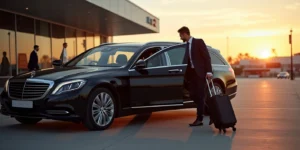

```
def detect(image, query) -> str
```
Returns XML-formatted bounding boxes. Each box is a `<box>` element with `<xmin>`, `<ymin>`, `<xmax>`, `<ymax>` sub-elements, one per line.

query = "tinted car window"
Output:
<box><xmin>210</xmin><ymin>52</ymin><xmax>225</xmax><ymax>65</ymax></box>
<box><xmin>165</xmin><ymin>46</ymin><xmax>186</xmax><ymax>65</ymax></box>
<box><xmin>66</xmin><ymin>45</ymin><xmax>138</xmax><ymax>67</ymax></box>
<box><xmin>146</xmin><ymin>53</ymin><xmax>167</xmax><ymax>68</ymax></box>
<box><xmin>138</xmin><ymin>47</ymin><xmax>162</xmax><ymax>60</ymax></box>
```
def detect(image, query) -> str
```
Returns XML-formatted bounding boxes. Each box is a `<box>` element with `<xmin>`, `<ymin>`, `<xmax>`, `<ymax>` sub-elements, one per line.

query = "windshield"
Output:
<box><xmin>66</xmin><ymin>45</ymin><xmax>139</xmax><ymax>67</ymax></box>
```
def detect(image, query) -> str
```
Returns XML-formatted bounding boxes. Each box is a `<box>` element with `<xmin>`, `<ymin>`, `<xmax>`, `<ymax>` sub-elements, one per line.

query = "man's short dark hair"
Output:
<box><xmin>34</xmin><ymin>45</ymin><xmax>39</xmax><ymax>49</ymax></box>
<box><xmin>63</xmin><ymin>42</ymin><xmax>67</xmax><ymax>45</ymax></box>
<box><xmin>3</xmin><ymin>52</ymin><xmax>6</xmax><ymax>56</ymax></box>
<box><xmin>178</xmin><ymin>26</ymin><xmax>190</xmax><ymax>35</ymax></box>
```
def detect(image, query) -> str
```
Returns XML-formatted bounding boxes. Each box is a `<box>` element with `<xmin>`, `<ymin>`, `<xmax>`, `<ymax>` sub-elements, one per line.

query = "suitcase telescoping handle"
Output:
<box><xmin>206</xmin><ymin>78</ymin><xmax>217</xmax><ymax>97</ymax></box>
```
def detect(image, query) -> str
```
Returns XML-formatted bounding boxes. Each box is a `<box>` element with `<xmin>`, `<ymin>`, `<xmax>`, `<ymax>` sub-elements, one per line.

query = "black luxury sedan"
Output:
<box><xmin>0</xmin><ymin>42</ymin><xmax>237</xmax><ymax>130</ymax></box>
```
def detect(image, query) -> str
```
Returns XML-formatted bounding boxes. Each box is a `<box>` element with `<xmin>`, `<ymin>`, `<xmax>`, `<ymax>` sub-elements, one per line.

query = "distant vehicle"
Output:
<box><xmin>277</xmin><ymin>72</ymin><xmax>290</xmax><ymax>79</ymax></box>
<box><xmin>0</xmin><ymin>42</ymin><xmax>237</xmax><ymax>131</ymax></box>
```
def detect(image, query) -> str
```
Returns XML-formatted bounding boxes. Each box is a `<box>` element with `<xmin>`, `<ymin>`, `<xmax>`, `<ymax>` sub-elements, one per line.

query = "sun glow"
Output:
<box><xmin>260</xmin><ymin>50</ymin><xmax>271</xmax><ymax>59</ymax></box>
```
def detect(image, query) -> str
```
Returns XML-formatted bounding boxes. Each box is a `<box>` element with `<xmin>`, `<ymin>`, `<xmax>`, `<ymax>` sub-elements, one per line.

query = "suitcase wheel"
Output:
<box><xmin>223</xmin><ymin>128</ymin><xmax>226</xmax><ymax>133</ymax></box>
<box><xmin>232</xmin><ymin>127</ymin><xmax>237</xmax><ymax>132</ymax></box>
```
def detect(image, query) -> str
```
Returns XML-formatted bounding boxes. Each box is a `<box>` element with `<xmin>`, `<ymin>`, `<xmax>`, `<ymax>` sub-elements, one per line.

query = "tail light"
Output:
<box><xmin>229</xmin><ymin>67</ymin><xmax>235</xmax><ymax>76</ymax></box>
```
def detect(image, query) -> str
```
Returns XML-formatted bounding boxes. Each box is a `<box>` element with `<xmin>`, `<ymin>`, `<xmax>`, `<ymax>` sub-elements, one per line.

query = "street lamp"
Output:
<box><xmin>290</xmin><ymin>29</ymin><xmax>294</xmax><ymax>80</ymax></box>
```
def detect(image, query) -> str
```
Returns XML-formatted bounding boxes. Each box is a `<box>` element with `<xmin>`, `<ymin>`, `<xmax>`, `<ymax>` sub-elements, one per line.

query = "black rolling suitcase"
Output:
<box><xmin>206</xmin><ymin>79</ymin><xmax>237</xmax><ymax>133</ymax></box>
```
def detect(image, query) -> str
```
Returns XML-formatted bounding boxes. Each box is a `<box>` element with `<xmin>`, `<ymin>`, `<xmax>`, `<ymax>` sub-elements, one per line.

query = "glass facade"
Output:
<box><xmin>94</xmin><ymin>34</ymin><xmax>100</xmax><ymax>47</ymax></box>
<box><xmin>35</xmin><ymin>20</ymin><xmax>51</xmax><ymax>69</ymax></box>
<box><xmin>0</xmin><ymin>11</ymin><xmax>16</xmax><ymax>76</ymax></box>
<box><xmin>76</xmin><ymin>30</ymin><xmax>86</xmax><ymax>55</ymax></box>
<box><xmin>86</xmin><ymin>32</ymin><xmax>94</xmax><ymax>50</ymax></box>
<box><xmin>51</xmin><ymin>24</ymin><xmax>65</xmax><ymax>61</ymax></box>
<box><xmin>16</xmin><ymin>15</ymin><xmax>35</xmax><ymax>73</ymax></box>
<box><xmin>0</xmin><ymin>10</ymin><xmax>108</xmax><ymax>76</ymax></box>
<box><xmin>101</xmin><ymin>36</ymin><xmax>108</xmax><ymax>43</ymax></box>
<box><xmin>65</xmin><ymin>27</ymin><xmax>77</xmax><ymax>60</ymax></box>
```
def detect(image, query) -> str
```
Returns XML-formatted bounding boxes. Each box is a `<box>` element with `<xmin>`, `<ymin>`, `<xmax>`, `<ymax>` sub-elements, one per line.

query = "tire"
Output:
<box><xmin>83</xmin><ymin>88</ymin><xmax>116</xmax><ymax>131</ymax></box>
<box><xmin>15</xmin><ymin>117</ymin><xmax>42</xmax><ymax>124</ymax></box>
<box><xmin>204</xmin><ymin>82</ymin><xmax>224</xmax><ymax>115</ymax></box>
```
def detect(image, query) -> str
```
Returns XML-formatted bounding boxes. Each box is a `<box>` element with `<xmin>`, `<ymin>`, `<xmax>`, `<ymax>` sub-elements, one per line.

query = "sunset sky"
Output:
<box><xmin>114</xmin><ymin>0</ymin><xmax>300</xmax><ymax>59</ymax></box>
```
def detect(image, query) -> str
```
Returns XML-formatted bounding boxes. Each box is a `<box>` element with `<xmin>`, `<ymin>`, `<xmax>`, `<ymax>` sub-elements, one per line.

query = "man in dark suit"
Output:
<box><xmin>178</xmin><ymin>26</ymin><xmax>213</xmax><ymax>126</ymax></box>
<box><xmin>28</xmin><ymin>45</ymin><xmax>40</xmax><ymax>71</ymax></box>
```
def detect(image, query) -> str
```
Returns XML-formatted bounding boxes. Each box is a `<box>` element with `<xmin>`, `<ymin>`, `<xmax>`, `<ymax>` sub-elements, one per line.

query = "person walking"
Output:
<box><xmin>28</xmin><ymin>45</ymin><xmax>40</xmax><ymax>71</ymax></box>
<box><xmin>60</xmin><ymin>42</ymin><xmax>68</xmax><ymax>64</ymax></box>
<box><xmin>0</xmin><ymin>51</ymin><xmax>10</xmax><ymax>76</ymax></box>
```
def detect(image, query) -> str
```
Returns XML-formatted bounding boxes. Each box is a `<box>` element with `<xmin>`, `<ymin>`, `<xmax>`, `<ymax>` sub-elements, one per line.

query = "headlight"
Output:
<box><xmin>52</xmin><ymin>79</ymin><xmax>86</xmax><ymax>95</ymax></box>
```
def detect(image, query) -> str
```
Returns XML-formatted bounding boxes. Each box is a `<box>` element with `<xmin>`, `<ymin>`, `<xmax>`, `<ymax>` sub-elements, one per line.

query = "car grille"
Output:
<box><xmin>8</xmin><ymin>79</ymin><xmax>52</xmax><ymax>100</ymax></box>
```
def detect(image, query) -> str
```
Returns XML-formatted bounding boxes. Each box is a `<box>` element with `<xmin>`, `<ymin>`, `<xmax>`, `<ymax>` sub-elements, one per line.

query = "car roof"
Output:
<box><xmin>100</xmin><ymin>42</ymin><xmax>145</xmax><ymax>47</ymax></box>
<box><xmin>100</xmin><ymin>42</ymin><xmax>220</xmax><ymax>53</ymax></box>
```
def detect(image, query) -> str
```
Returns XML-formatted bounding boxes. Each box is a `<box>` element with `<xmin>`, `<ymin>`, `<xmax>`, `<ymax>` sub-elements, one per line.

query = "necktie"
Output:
<box><xmin>183</xmin><ymin>42</ymin><xmax>190</xmax><ymax>64</ymax></box>
<box><xmin>186</xmin><ymin>42</ymin><xmax>193</xmax><ymax>68</ymax></box>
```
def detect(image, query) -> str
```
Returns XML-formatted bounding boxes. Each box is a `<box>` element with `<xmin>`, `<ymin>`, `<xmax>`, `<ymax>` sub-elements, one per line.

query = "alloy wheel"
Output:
<box><xmin>91</xmin><ymin>92</ymin><xmax>115</xmax><ymax>127</ymax></box>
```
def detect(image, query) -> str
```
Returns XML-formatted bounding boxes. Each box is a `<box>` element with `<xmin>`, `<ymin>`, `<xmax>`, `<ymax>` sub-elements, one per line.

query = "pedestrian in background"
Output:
<box><xmin>0</xmin><ymin>51</ymin><xmax>10</xmax><ymax>76</ymax></box>
<box><xmin>60</xmin><ymin>42</ymin><xmax>68</xmax><ymax>64</ymax></box>
<box><xmin>28</xmin><ymin>45</ymin><xmax>40</xmax><ymax>71</ymax></box>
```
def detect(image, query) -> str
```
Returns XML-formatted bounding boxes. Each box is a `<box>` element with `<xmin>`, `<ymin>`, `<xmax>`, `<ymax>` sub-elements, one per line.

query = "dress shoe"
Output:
<box><xmin>189</xmin><ymin>120</ymin><xmax>204</xmax><ymax>126</ymax></box>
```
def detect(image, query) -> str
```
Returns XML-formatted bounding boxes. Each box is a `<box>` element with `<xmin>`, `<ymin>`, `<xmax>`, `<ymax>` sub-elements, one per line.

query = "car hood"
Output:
<box><xmin>12</xmin><ymin>67</ymin><xmax>117</xmax><ymax>81</ymax></box>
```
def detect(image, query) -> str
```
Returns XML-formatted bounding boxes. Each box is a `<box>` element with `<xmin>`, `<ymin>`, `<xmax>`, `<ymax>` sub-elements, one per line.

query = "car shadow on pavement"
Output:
<box><xmin>1</xmin><ymin>113</ymin><xmax>152</xmax><ymax>134</ymax></box>
<box><xmin>2</xmin><ymin>121</ymin><xmax>88</xmax><ymax>133</ymax></box>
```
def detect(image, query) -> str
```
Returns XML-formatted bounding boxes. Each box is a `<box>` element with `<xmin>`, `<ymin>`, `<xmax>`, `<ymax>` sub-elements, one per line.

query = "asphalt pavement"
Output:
<box><xmin>1</xmin><ymin>78</ymin><xmax>300</xmax><ymax>150</ymax></box>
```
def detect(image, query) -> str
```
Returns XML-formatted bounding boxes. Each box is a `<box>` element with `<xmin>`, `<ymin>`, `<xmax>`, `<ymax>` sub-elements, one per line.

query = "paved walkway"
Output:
<box><xmin>1</xmin><ymin>79</ymin><xmax>300</xmax><ymax>150</ymax></box>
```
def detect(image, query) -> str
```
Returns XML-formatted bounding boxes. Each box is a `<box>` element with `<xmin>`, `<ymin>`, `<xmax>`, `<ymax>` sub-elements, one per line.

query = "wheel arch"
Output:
<box><xmin>212</xmin><ymin>78</ymin><xmax>226</xmax><ymax>94</ymax></box>
<box><xmin>89</xmin><ymin>82</ymin><xmax>121</xmax><ymax>117</ymax></box>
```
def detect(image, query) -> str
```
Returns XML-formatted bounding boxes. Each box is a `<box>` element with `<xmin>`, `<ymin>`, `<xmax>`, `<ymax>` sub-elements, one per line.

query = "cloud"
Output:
<box><xmin>285</xmin><ymin>2</ymin><xmax>300</xmax><ymax>10</ymax></box>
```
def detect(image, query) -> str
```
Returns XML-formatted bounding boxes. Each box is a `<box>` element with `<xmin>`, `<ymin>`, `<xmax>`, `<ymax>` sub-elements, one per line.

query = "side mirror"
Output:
<box><xmin>52</xmin><ymin>60</ymin><xmax>62</xmax><ymax>66</ymax></box>
<box><xmin>135</xmin><ymin>59</ymin><xmax>146</xmax><ymax>69</ymax></box>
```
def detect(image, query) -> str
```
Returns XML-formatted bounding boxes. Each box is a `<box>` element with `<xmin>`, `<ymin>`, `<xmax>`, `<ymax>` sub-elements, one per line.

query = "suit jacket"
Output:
<box><xmin>28</xmin><ymin>50</ymin><xmax>39</xmax><ymax>71</ymax></box>
<box><xmin>183</xmin><ymin>38</ymin><xmax>212</xmax><ymax>78</ymax></box>
<box><xmin>182</xmin><ymin>38</ymin><xmax>212</xmax><ymax>100</ymax></box>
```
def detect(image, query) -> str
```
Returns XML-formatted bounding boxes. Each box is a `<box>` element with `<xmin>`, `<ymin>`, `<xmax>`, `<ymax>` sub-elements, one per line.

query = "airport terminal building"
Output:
<box><xmin>0</xmin><ymin>0</ymin><xmax>159</xmax><ymax>78</ymax></box>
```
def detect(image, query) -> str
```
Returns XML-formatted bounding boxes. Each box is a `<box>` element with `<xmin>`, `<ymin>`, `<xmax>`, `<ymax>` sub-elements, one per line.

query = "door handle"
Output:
<box><xmin>168</xmin><ymin>69</ymin><xmax>183</xmax><ymax>73</ymax></box>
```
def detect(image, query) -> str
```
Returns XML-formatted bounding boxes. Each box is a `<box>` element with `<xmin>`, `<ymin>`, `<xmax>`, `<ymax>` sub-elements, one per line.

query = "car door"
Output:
<box><xmin>129</xmin><ymin>45</ymin><xmax>186</xmax><ymax>107</ymax></box>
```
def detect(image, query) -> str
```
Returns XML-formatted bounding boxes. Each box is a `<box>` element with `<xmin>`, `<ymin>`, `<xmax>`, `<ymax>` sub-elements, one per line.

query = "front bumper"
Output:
<box><xmin>0</xmin><ymin>90</ymin><xmax>87</xmax><ymax>122</ymax></box>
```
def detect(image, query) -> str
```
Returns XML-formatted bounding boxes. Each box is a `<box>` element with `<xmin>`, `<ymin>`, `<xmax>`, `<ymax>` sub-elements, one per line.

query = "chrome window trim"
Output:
<box><xmin>128</xmin><ymin>64</ymin><xmax>187</xmax><ymax>72</ymax></box>
<box><xmin>129</xmin><ymin>45</ymin><xmax>187</xmax><ymax>71</ymax></box>
<box><xmin>131</xmin><ymin>103</ymin><xmax>183</xmax><ymax>109</ymax></box>
<box><xmin>183</xmin><ymin>100</ymin><xmax>194</xmax><ymax>104</ymax></box>
<box><xmin>8</xmin><ymin>79</ymin><xmax>55</xmax><ymax>101</ymax></box>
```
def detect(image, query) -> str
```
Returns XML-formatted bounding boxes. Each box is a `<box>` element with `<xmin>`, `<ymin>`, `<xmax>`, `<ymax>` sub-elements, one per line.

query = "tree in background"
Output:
<box><xmin>229</xmin><ymin>52</ymin><xmax>258</xmax><ymax>65</ymax></box>
<box><xmin>227</xmin><ymin>56</ymin><xmax>233</xmax><ymax>64</ymax></box>
<box><xmin>244</xmin><ymin>53</ymin><xmax>250</xmax><ymax>59</ymax></box>
<box><xmin>238</xmin><ymin>53</ymin><xmax>244</xmax><ymax>60</ymax></box>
